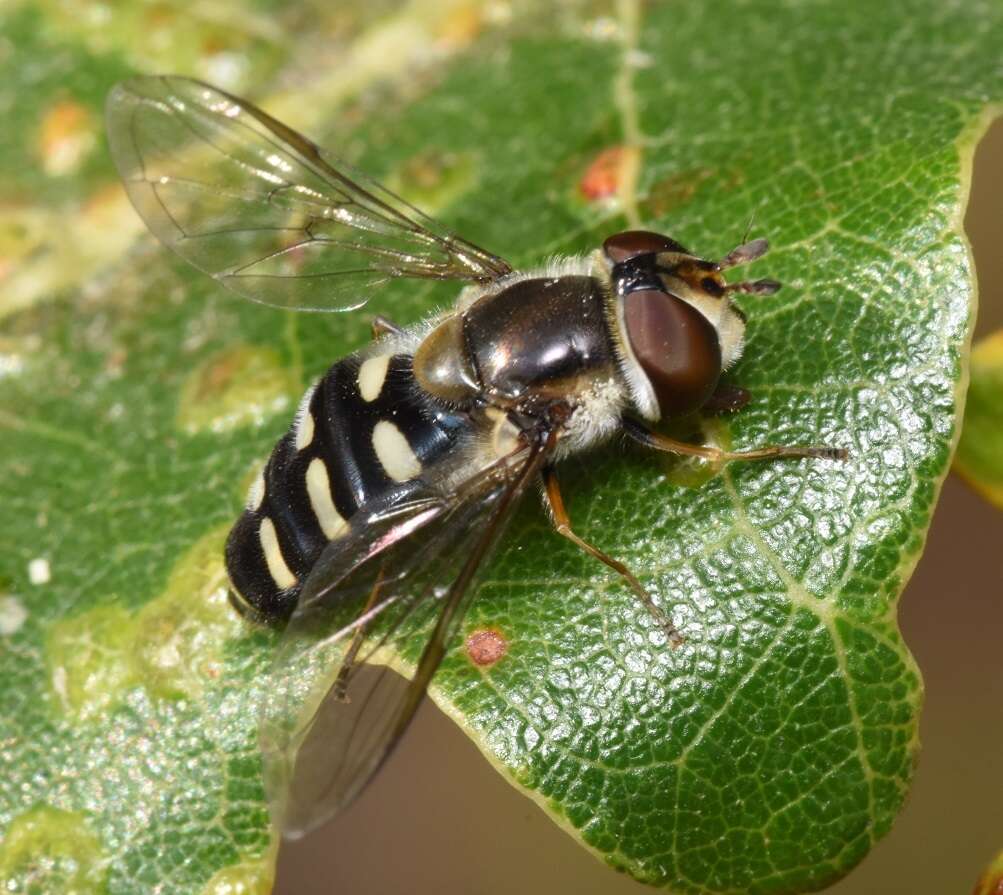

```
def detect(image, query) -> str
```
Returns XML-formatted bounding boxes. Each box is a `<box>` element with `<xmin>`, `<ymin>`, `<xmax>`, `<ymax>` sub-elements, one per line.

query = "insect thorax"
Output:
<box><xmin>415</xmin><ymin>265</ymin><xmax>627</xmax><ymax>424</ymax></box>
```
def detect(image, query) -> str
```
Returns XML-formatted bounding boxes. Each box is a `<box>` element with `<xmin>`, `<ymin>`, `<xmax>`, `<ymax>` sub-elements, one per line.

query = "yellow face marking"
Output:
<box><xmin>372</xmin><ymin>419</ymin><xmax>421</xmax><ymax>482</ymax></box>
<box><xmin>305</xmin><ymin>457</ymin><xmax>348</xmax><ymax>540</ymax></box>
<box><xmin>258</xmin><ymin>517</ymin><xmax>296</xmax><ymax>590</ymax></box>
<box><xmin>358</xmin><ymin>354</ymin><xmax>391</xmax><ymax>402</ymax></box>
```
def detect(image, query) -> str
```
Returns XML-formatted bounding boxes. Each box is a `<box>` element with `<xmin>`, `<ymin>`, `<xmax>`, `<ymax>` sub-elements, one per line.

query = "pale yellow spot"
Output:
<box><xmin>46</xmin><ymin>605</ymin><xmax>137</xmax><ymax>720</ymax></box>
<box><xmin>246</xmin><ymin>467</ymin><xmax>265</xmax><ymax>511</ymax></box>
<box><xmin>293</xmin><ymin>385</ymin><xmax>316</xmax><ymax>450</ymax></box>
<box><xmin>372</xmin><ymin>420</ymin><xmax>421</xmax><ymax>482</ymax></box>
<box><xmin>358</xmin><ymin>354</ymin><xmax>391</xmax><ymax>402</ymax></box>
<box><xmin>259</xmin><ymin>517</ymin><xmax>297</xmax><ymax>590</ymax></box>
<box><xmin>306</xmin><ymin>457</ymin><xmax>348</xmax><ymax>540</ymax></box>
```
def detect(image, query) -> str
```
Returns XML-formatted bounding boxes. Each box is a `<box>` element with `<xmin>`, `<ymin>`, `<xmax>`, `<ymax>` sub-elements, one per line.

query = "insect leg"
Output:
<box><xmin>371</xmin><ymin>315</ymin><xmax>403</xmax><ymax>339</ymax></box>
<box><xmin>332</xmin><ymin>565</ymin><xmax>387</xmax><ymax>702</ymax></box>
<box><xmin>542</xmin><ymin>465</ymin><xmax>683</xmax><ymax>646</ymax></box>
<box><xmin>622</xmin><ymin>417</ymin><xmax>848</xmax><ymax>462</ymax></box>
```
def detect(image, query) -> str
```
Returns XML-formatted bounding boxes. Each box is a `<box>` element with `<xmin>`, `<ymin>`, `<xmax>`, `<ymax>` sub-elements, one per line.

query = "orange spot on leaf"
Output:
<box><xmin>465</xmin><ymin>628</ymin><xmax>508</xmax><ymax>667</ymax></box>
<box><xmin>579</xmin><ymin>146</ymin><xmax>625</xmax><ymax>200</ymax></box>
<box><xmin>39</xmin><ymin>100</ymin><xmax>94</xmax><ymax>176</ymax></box>
<box><xmin>579</xmin><ymin>145</ymin><xmax>636</xmax><ymax>202</ymax></box>
<box><xmin>437</xmin><ymin>4</ymin><xmax>484</xmax><ymax>49</ymax></box>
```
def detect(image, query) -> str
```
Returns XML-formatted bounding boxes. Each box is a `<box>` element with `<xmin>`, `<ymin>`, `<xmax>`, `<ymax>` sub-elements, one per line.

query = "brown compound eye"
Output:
<box><xmin>603</xmin><ymin>230</ymin><xmax>689</xmax><ymax>264</ymax></box>
<box><xmin>623</xmin><ymin>289</ymin><xmax>722</xmax><ymax>417</ymax></box>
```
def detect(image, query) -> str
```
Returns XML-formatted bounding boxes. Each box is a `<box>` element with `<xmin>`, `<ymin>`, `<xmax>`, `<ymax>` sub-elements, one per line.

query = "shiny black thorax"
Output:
<box><xmin>413</xmin><ymin>272</ymin><xmax>619</xmax><ymax>413</ymax></box>
<box><xmin>463</xmin><ymin>275</ymin><xmax>614</xmax><ymax>403</ymax></box>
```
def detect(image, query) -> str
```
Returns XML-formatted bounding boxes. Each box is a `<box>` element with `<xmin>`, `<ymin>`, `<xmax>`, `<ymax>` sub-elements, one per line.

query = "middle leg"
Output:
<box><xmin>542</xmin><ymin>465</ymin><xmax>683</xmax><ymax>646</ymax></box>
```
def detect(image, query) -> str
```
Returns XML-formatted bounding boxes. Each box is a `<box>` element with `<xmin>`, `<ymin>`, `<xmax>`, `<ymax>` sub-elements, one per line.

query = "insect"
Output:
<box><xmin>106</xmin><ymin>75</ymin><xmax>845</xmax><ymax>838</ymax></box>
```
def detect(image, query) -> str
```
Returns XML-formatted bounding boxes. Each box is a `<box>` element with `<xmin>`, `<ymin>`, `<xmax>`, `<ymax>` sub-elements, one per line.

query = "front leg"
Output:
<box><xmin>542</xmin><ymin>465</ymin><xmax>683</xmax><ymax>646</ymax></box>
<box><xmin>622</xmin><ymin>417</ymin><xmax>848</xmax><ymax>463</ymax></box>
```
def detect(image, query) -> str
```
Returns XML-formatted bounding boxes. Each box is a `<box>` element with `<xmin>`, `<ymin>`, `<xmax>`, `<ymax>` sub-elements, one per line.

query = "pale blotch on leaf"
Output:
<box><xmin>0</xmin><ymin>594</ymin><xmax>28</xmax><ymax>635</ymax></box>
<box><xmin>0</xmin><ymin>186</ymin><xmax>142</xmax><ymax>321</ymax></box>
<box><xmin>177</xmin><ymin>345</ymin><xmax>297</xmax><ymax>435</ymax></box>
<box><xmin>0</xmin><ymin>805</ymin><xmax>107</xmax><ymax>895</ymax></box>
<box><xmin>0</xmin><ymin>211</ymin><xmax>49</xmax><ymax>286</ymax></box>
<box><xmin>80</xmin><ymin>182</ymin><xmax>150</xmax><ymax>263</ymax></box>
<box><xmin>132</xmin><ymin>524</ymin><xmax>244</xmax><ymax>700</ymax></box>
<box><xmin>38</xmin><ymin>99</ymin><xmax>96</xmax><ymax>176</ymax></box>
<box><xmin>0</xmin><ymin>337</ymin><xmax>31</xmax><ymax>378</ymax></box>
<box><xmin>45</xmin><ymin>605</ymin><xmax>138</xmax><ymax>721</ymax></box>
<box><xmin>46</xmin><ymin>526</ymin><xmax>244</xmax><ymax>719</ymax></box>
<box><xmin>200</xmin><ymin>857</ymin><xmax>275</xmax><ymax>895</ymax></box>
<box><xmin>385</xmin><ymin>150</ymin><xmax>477</xmax><ymax>216</ymax></box>
<box><xmin>660</xmin><ymin>416</ymin><xmax>732</xmax><ymax>489</ymax></box>
<box><xmin>582</xmin><ymin>15</ymin><xmax>622</xmax><ymax>42</ymax></box>
<box><xmin>434</xmin><ymin>2</ymin><xmax>485</xmax><ymax>49</ymax></box>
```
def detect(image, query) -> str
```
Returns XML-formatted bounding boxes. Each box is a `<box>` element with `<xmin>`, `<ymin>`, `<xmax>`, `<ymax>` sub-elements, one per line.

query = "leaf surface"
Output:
<box><xmin>955</xmin><ymin>330</ymin><xmax>1003</xmax><ymax>509</ymax></box>
<box><xmin>1</xmin><ymin>1</ymin><xmax>1001</xmax><ymax>893</ymax></box>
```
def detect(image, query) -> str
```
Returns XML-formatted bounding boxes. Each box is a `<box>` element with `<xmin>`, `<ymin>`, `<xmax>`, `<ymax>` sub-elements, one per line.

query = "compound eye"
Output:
<box><xmin>623</xmin><ymin>289</ymin><xmax>722</xmax><ymax>417</ymax></box>
<box><xmin>603</xmin><ymin>230</ymin><xmax>690</xmax><ymax>264</ymax></box>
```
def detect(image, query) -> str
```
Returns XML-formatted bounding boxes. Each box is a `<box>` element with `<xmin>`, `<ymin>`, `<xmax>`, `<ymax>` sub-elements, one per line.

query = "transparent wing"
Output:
<box><xmin>105</xmin><ymin>75</ymin><xmax>513</xmax><ymax>312</ymax></box>
<box><xmin>261</xmin><ymin>438</ymin><xmax>550</xmax><ymax>838</ymax></box>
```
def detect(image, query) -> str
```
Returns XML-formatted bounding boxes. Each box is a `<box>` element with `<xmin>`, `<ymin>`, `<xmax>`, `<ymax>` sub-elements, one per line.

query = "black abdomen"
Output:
<box><xmin>226</xmin><ymin>351</ymin><xmax>467</xmax><ymax>623</ymax></box>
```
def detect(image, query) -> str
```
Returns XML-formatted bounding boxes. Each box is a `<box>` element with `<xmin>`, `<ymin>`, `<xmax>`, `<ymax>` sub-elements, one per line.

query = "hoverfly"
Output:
<box><xmin>106</xmin><ymin>76</ymin><xmax>845</xmax><ymax>838</ymax></box>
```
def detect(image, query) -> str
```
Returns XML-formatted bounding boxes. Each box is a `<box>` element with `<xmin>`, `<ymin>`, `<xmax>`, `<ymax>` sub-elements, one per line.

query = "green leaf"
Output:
<box><xmin>1</xmin><ymin>1</ymin><xmax>1000</xmax><ymax>892</ymax></box>
<box><xmin>955</xmin><ymin>330</ymin><xmax>1003</xmax><ymax>508</ymax></box>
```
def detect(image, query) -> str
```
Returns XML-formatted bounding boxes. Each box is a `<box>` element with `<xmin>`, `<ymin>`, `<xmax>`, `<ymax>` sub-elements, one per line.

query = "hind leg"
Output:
<box><xmin>371</xmin><ymin>315</ymin><xmax>403</xmax><ymax>339</ymax></box>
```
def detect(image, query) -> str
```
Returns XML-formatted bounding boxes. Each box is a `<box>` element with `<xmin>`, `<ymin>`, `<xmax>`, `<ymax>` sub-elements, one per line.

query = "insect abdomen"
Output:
<box><xmin>225</xmin><ymin>351</ymin><xmax>467</xmax><ymax>623</ymax></box>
